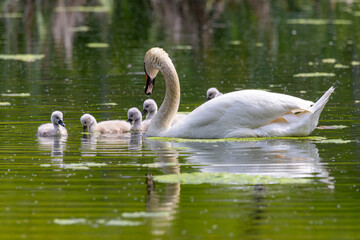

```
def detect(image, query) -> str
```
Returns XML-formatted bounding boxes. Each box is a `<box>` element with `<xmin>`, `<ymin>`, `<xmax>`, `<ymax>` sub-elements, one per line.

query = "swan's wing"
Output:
<box><xmin>37</xmin><ymin>123</ymin><xmax>54</xmax><ymax>136</ymax></box>
<box><xmin>167</xmin><ymin>90</ymin><xmax>314</xmax><ymax>138</ymax></box>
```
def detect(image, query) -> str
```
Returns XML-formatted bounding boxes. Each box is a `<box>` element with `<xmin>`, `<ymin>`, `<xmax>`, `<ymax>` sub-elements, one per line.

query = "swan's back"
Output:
<box><xmin>166</xmin><ymin>90</ymin><xmax>315</xmax><ymax>138</ymax></box>
<box><xmin>97</xmin><ymin>120</ymin><xmax>131</xmax><ymax>134</ymax></box>
<box><xmin>37</xmin><ymin>123</ymin><xmax>67</xmax><ymax>137</ymax></box>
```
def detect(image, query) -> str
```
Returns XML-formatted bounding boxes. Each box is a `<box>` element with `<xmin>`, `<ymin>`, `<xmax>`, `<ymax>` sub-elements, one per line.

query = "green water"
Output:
<box><xmin>0</xmin><ymin>1</ymin><xmax>359</xmax><ymax>239</ymax></box>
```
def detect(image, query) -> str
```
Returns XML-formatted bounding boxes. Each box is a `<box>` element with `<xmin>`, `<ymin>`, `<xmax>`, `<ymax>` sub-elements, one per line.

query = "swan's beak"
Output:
<box><xmin>145</xmin><ymin>72</ymin><xmax>155</xmax><ymax>95</ymax></box>
<box><xmin>58</xmin><ymin>120</ymin><xmax>65</xmax><ymax>127</ymax></box>
<box><xmin>82</xmin><ymin>126</ymin><xmax>87</xmax><ymax>132</ymax></box>
<box><xmin>141</xmin><ymin>109</ymin><xmax>147</xmax><ymax>115</ymax></box>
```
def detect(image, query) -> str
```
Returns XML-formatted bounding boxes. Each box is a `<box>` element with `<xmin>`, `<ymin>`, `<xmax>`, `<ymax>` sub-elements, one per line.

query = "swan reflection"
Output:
<box><xmin>171</xmin><ymin>139</ymin><xmax>332</xmax><ymax>184</ymax></box>
<box><xmin>144</xmin><ymin>141</ymin><xmax>181</xmax><ymax>237</ymax></box>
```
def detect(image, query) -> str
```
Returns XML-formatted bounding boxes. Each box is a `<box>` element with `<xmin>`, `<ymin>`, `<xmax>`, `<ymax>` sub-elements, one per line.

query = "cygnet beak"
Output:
<box><xmin>58</xmin><ymin>120</ymin><xmax>65</xmax><ymax>126</ymax></box>
<box><xmin>128</xmin><ymin>119</ymin><xmax>133</xmax><ymax>123</ymax></box>
<box><xmin>82</xmin><ymin>126</ymin><xmax>87</xmax><ymax>132</ymax></box>
<box><xmin>141</xmin><ymin>109</ymin><xmax>147</xmax><ymax>115</ymax></box>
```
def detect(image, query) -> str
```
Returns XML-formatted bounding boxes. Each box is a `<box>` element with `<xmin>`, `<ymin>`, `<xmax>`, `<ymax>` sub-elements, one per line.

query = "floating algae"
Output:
<box><xmin>322</xmin><ymin>58</ymin><xmax>336</xmax><ymax>64</ymax></box>
<box><xmin>316</xmin><ymin>125</ymin><xmax>347</xmax><ymax>130</ymax></box>
<box><xmin>313</xmin><ymin>139</ymin><xmax>352</xmax><ymax>144</ymax></box>
<box><xmin>1</xmin><ymin>93</ymin><xmax>30</xmax><ymax>97</ymax></box>
<box><xmin>54</xmin><ymin>218</ymin><xmax>87</xmax><ymax>225</ymax></box>
<box><xmin>293</xmin><ymin>72</ymin><xmax>335</xmax><ymax>78</ymax></box>
<box><xmin>334</xmin><ymin>64</ymin><xmax>350</xmax><ymax>69</ymax></box>
<box><xmin>122</xmin><ymin>211</ymin><xmax>171</xmax><ymax>218</ymax></box>
<box><xmin>351</xmin><ymin>61</ymin><xmax>360</xmax><ymax>66</ymax></box>
<box><xmin>86</xmin><ymin>43</ymin><xmax>109</xmax><ymax>48</ymax></box>
<box><xmin>0</xmin><ymin>13</ymin><xmax>22</xmax><ymax>18</ymax></box>
<box><xmin>154</xmin><ymin>172</ymin><xmax>309</xmax><ymax>185</ymax></box>
<box><xmin>0</xmin><ymin>102</ymin><xmax>10</xmax><ymax>106</ymax></box>
<box><xmin>0</xmin><ymin>54</ymin><xmax>44</xmax><ymax>62</ymax></box>
<box><xmin>286</xmin><ymin>19</ymin><xmax>352</xmax><ymax>25</ymax></box>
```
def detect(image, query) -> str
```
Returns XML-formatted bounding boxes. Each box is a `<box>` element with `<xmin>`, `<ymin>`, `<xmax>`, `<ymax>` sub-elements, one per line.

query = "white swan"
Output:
<box><xmin>80</xmin><ymin>113</ymin><xmax>131</xmax><ymax>134</ymax></box>
<box><xmin>206</xmin><ymin>87</ymin><xmax>223</xmax><ymax>101</ymax></box>
<box><xmin>142</xmin><ymin>98</ymin><xmax>186</xmax><ymax>125</ymax></box>
<box><xmin>128</xmin><ymin>107</ymin><xmax>151</xmax><ymax>131</ymax></box>
<box><xmin>143</xmin><ymin>47</ymin><xmax>334</xmax><ymax>138</ymax></box>
<box><xmin>37</xmin><ymin>111</ymin><xmax>67</xmax><ymax>137</ymax></box>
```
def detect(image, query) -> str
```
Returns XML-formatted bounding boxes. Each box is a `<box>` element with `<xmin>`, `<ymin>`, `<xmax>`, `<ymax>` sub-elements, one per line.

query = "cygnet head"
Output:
<box><xmin>80</xmin><ymin>114</ymin><xmax>96</xmax><ymax>132</ymax></box>
<box><xmin>206</xmin><ymin>87</ymin><xmax>221</xmax><ymax>101</ymax></box>
<box><xmin>127</xmin><ymin>107</ymin><xmax>142</xmax><ymax>123</ymax></box>
<box><xmin>144</xmin><ymin>48</ymin><xmax>168</xmax><ymax>95</ymax></box>
<box><xmin>51</xmin><ymin>111</ymin><xmax>65</xmax><ymax>126</ymax></box>
<box><xmin>142</xmin><ymin>99</ymin><xmax>157</xmax><ymax>116</ymax></box>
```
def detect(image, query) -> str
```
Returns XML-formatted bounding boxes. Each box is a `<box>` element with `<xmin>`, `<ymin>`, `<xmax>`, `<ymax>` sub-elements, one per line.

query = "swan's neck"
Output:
<box><xmin>149</xmin><ymin>60</ymin><xmax>180</xmax><ymax>135</ymax></box>
<box><xmin>146</xmin><ymin>110</ymin><xmax>156</xmax><ymax>120</ymax></box>
<box><xmin>53</xmin><ymin>123</ymin><xmax>60</xmax><ymax>133</ymax></box>
<box><xmin>89</xmin><ymin>118</ymin><xmax>98</xmax><ymax>132</ymax></box>
<box><xmin>131</xmin><ymin>118</ymin><xmax>142</xmax><ymax>131</ymax></box>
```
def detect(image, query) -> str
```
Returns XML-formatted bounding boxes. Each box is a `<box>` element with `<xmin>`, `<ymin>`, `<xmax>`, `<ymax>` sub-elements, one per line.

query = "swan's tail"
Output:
<box><xmin>308</xmin><ymin>86</ymin><xmax>335</xmax><ymax>114</ymax></box>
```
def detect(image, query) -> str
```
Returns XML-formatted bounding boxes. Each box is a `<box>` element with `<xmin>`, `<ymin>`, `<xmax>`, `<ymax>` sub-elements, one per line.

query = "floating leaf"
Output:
<box><xmin>55</xmin><ymin>6</ymin><xmax>110</xmax><ymax>13</ymax></box>
<box><xmin>154</xmin><ymin>172</ymin><xmax>309</xmax><ymax>185</ymax></box>
<box><xmin>86</xmin><ymin>43</ymin><xmax>109</xmax><ymax>48</ymax></box>
<box><xmin>122</xmin><ymin>211</ymin><xmax>171</xmax><ymax>218</ymax></box>
<box><xmin>70</xmin><ymin>26</ymin><xmax>90</xmax><ymax>32</ymax></box>
<box><xmin>0</xmin><ymin>102</ymin><xmax>10</xmax><ymax>106</ymax></box>
<box><xmin>334</xmin><ymin>64</ymin><xmax>349</xmax><ymax>69</ymax></box>
<box><xmin>141</xmin><ymin>162</ymin><xmax>179</xmax><ymax>168</ymax></box>
<box><xmin>313</xmin><ymin>139</ymin><xmax>352</xmax><ymax>144</ymax></box>
<box><xmin>316</xmin><ymin>125</ymin><xmax>347</xmax><ymax>130</ymax></box>
<box><xmin>54</xmin><ymin>218</ymin><xmax>87</xmax><ymax>225</ymax></box>
<box><xmin>0</xmin><ymin>13</ymin><xmax>22</xmax><ymax>18</ymax></box>
<box><xmin>1</xmin><ymin>93</ymin><xmax>30</xmax><ymax>97</ymax></box>
<box><xmin>322</xmin><ymin>58</ymin><xmax>336</xmax><ymax>64</ymax></box>
<box><xmin>286</xmin><ymin>19</ymin><xmax>352</xmax><ymax>25</ymax></box>
<box><xmin>173</xmin><ymin>45</ymin><xmax>192</xmax><ymax>50</ymax></box>
<box><xmin>94</xmin><ymin>102</ymin><xmax>117</xmax><ymax>106</ymax></box>
<box><xmin>0</xmin><ymin>54</ymin><xmax>44</xmax><ymax>62</ymax></box>
<box><xmin>293</xmin><ymin>72</ymin><xmax>335</xmax><ymax>78</ymax></box>
<box><xmin>229</xmin><ymin>40</ymin><xmax>241</xmax><ymax>45</ymax></box>
<box><xmin>147</xmin><ymin>136</ymin><xmax>326</xmax><ymax>143</ymax></box>
<box><xmin>104</xmin><ymin>219</ymin><xmax>143</xmax><ymax>226</ymax></box>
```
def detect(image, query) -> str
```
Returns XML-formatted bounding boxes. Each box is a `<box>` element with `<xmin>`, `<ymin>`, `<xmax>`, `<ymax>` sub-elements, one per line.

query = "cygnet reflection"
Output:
<box><xmin>80</xmin><ymin>132</ymin><xmax>143</xmax><ymax>157</ymax></box>
<box><xmin>37</xmin><ymin>135</ymin><xmax>67</xmax><ymax>167</ymax></box>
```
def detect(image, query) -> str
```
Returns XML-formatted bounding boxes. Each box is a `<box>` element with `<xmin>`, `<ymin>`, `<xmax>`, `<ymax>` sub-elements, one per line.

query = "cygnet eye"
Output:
<box><xmin>130</xmin><ymin>115</ymin><xmax>133</xmax><ymax>118</ymax></box>
<box><xmin>84</xmin><ymin>121</ymin><xmax>87</xmax><ymax>124</ymax></box>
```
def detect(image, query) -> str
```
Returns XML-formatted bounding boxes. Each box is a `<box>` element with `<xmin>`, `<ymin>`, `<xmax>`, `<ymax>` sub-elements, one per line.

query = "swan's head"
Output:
<box><xmin>51</xmin><ymin>111</ymin><xmax>65</xmax><ymax>126</ymax></box>
<box><xmin>80</xmin><ymin>114</ymin><xmax>96</xmax><ymax>132</ymax></box>
<box><xmin>142</xmin><ymin>99</ymin><xmax>157</xmax><ymax>115</ymax></box>
<box><xmin>206</xmin><ymin>87</ymin><xmax>221</xmax><ymax>101</ymax></box>
<box><xmin>144</xmin><ymin>48</ymin><xmax>168</xmax><ymax>95</ymax></box>
<box><xmin>127</xmin><ymin>107</ymin><xmax>142</xmax><ymax>123</ymax></box>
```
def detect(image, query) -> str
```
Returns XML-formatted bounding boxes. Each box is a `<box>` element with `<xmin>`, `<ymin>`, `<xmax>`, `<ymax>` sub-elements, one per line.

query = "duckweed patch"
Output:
<box><xmin>54</xmin><ymin>218</ymin><xmax>143</xmax><ymax>227</ymax></box>
<box><xmin>293</xmin><ymin>72</ymin><xmax>336</xmax><ymax>78</ymax></box>
<box><xmin>154</xmin><ymin>172</ymin><xmax>309</xmax><ymax>185</ymax></box>
<box><xmin>316</xmin><ymin>125</ymin><xmax>347</xmax><ymax>130</ymax></box>
<box><xmin>322</xmin><ymin>58</ymin><xmax>336</xmax><ymax>64</ymax></box>
<box><xmin>86</xmin><ymin>42</ymin><xmax>109</xmax><ymax>48</ymax></box>
<box><xmin>313</xmin><ymin>139</ymin><xmax>352</xmax><ymax>144</ymax></box>
<box><xmin>147</xmin><ymin>136</ymin><xmax>326</xmax><ymax>143</ymax></box>
<box><xmin>286</xmin><ymin>19</ymin><xmax>352</xmax><ymax>25</ymax></box>
<box><xmin>1</xmin><ymin>93</ymin><xmax>30</xmax><ymax>97</ymax></box>
<box><xmin>0</xmin><ymin>54</ymin><xmax>45</xmax><ymax>62</ymax></box>
<box><xmin>122</xmin><ymin>211</ymin><xmax>171</xmax><ymax>218</ymax></box>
